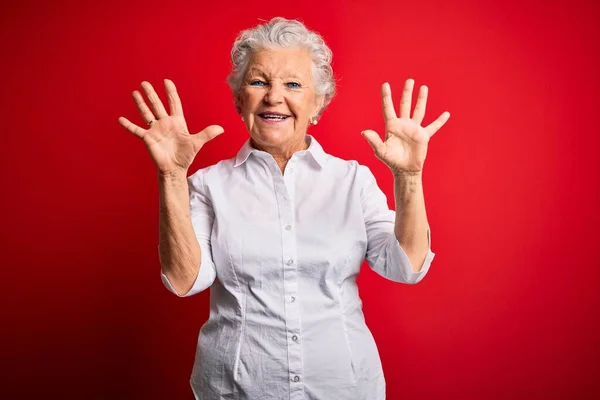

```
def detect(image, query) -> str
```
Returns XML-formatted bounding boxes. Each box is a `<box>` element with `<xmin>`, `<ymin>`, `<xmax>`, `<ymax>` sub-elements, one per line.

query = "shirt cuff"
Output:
<box><xmin>159</xmin><ymin>245</ymin><xmax>216</xmax><ymax>297</ymax></box>
<box><xmin>390</xmin><ymin>229</ymin><xmax>435</xmax><ymax>284</ymax></box>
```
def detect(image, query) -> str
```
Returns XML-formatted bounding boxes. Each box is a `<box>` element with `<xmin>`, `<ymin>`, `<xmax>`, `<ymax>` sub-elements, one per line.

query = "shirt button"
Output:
<box><xmin>290</xmin><ymin>296</ymin><xmax>296</xmax><ymax>303</ymax></box>
<box><xmin>293</xmin><ymin>376</ymin><xmax>300</xmax><ymax>382</ymax></box>
<box><xmin>285</xmin><ymin>225</ymin><xmax>292</xmax><ymax>231</ymax></box>
<box><xmin>287</xmin><ymin>259</ymin><xmax>294</xmax><ymax>266</ymax></box>
<box><xmin>292</xmin><ymin>335</ymin><xmax>298</xmax><ymax>342</ymax></box>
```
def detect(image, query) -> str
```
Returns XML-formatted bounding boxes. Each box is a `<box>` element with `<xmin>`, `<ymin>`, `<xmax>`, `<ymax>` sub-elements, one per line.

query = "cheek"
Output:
<box><xmin>239</xmin><ymin>89</ymin><xmax>261</xmax><ymax>111</ymax></box>
<box><xmin>290</xmin><ymin>95</ymin><xmax>315</xmax><ymax>117</ymax></box>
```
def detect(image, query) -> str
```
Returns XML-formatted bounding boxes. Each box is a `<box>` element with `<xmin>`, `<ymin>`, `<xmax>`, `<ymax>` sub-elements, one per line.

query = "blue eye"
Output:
<box><xmin>250</xmin><ymin>80</ymin><xmax>266</xmax><ymax>86</ymax></box>
<box><xmin>286</xmin><ymin>82</ymin><xmax>301</xmax><ymax>89</ymax></box>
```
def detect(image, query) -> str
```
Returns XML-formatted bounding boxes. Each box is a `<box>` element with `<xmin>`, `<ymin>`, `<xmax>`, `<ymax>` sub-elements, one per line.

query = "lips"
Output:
<box><xmin>257</xmin><ymin>111</ymin><xmax>291</xmax><ymax>125</ymax></box>
<box><xmin>258</xmin><ymin>112</ymin><xmax>291</xmax><ymax>121</ymax></box>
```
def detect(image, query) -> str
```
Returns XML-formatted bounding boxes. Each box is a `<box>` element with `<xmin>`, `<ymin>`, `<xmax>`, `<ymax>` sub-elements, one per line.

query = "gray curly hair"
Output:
<box><xmin>227</xmin><ymin>17</ymin><xmax>336</xmax><ymax>114</ymax></box>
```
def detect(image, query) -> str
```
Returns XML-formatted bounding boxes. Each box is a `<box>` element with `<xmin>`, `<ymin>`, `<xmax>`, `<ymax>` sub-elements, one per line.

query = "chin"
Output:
<box><xmin>251</xmin><ymin>129</ymin><xmax>296</xmax><ymax>146</ymax></box>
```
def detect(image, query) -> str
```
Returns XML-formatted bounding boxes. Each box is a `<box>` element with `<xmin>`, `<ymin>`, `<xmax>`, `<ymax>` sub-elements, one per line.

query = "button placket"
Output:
<box><xmin>273</xmin><ymin>159</ymin><xmax>303</xmax><ymax>398</ymax></box>
<box><xmin>284</xmin><ymin>160</ymin><xmax>296</xmax><ymax>200</ymax></box>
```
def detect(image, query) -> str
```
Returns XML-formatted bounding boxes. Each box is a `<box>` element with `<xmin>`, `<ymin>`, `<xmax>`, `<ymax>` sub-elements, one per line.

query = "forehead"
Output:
<box><xmin>246</xmin><ymin>47</ymin><xmax>313</xmax><ymax>79</ymax></box>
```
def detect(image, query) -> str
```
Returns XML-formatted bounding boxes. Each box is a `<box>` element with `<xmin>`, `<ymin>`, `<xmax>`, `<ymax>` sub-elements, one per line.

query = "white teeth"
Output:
<box><xmin>262</xmin><ymin>114</ymin><xmax>287</xmax><ymax>120</ymax></box>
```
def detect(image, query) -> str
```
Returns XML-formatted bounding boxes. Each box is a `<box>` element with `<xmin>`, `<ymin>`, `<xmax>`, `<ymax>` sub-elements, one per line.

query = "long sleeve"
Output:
<box><xmin>360</xmin><ymin>166</ymin><xmax>435</xmax><ymax>284</ymax></box>
<box><xmin>161</xmin><ymin>170</ymin><xmax>217</xmax><ymax>296</ymax></box>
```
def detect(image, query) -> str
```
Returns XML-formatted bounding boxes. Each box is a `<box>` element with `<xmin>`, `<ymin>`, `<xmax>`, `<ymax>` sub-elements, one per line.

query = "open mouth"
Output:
<box><xmin>258</xmin><ymin>113</ymin><xmax>291</xmax><ymax>122</ymax></box>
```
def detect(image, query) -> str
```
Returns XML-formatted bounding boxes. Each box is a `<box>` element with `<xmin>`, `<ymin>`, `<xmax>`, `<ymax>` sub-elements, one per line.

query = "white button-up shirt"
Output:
<box><xmin>161</xmin><ymin>135</ymin><xmax>435</xmax><ymax>399</ymax></box>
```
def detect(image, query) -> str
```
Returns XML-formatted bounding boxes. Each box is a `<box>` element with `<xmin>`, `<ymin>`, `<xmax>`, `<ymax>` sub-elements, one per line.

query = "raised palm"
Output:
<box><xmin>362</xmin><ymin>79</ymin><xmax>450</xmax><ymax>174</ymax></box>
<box><xmin>118</xmin><ymin>79</ymin><xmax>223</xmax><ymax>174</ymax></box>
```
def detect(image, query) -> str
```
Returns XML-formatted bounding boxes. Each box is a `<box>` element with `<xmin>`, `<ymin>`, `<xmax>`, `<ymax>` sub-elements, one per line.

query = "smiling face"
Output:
<box><xmin>238</xmin><ymin>47</ymin><xmax>324</xmax><ymax>153</ymax></box>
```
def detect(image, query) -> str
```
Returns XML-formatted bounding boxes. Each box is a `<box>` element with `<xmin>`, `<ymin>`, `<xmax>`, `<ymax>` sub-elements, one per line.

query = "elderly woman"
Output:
<box><xmin>118</xmin><ymin>17</ymin><xmax>449</xmax><ymax>400</ymax></box>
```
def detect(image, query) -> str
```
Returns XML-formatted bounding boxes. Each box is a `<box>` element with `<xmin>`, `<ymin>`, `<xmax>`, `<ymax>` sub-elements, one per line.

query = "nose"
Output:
<box><xmin>264</xmin><ymin>82</ymin><xmax>284</xmax><ymax>105</ymax></box>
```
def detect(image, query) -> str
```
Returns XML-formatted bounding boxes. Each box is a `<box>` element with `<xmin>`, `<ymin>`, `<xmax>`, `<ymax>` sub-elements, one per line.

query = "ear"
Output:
<box><xmin>235</xmin><ymin>93</ymin><xmax>243</xmax><ymax>115</ymax></box>
<box><xmin>314</xmin><ymin>95</ymin><xmax>325</xmax><ymax>118</ymax></box>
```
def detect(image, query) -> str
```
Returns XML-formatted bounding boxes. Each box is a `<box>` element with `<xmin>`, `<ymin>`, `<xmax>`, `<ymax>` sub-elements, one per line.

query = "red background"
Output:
<box><xmin>1</xmin><ymin>0</ymin><xmax>599</xmax><ymax>398</ymax></box>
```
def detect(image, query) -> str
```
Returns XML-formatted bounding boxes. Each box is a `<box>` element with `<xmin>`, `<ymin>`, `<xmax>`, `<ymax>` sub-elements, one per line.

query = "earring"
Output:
<box><xmin>311</xmin><ymin>117</ymin><xmax>318</xmax><ymax>125</ymax></box>
<box><xmin>241</xmin><ymin>116</ymin><xmax>245</xmax><ymax>121</ymax></box>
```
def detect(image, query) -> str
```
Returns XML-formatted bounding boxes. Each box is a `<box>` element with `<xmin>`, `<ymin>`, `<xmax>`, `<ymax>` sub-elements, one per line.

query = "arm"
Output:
<box><xmin>159</xmin><ymin>170</ymin><xmax>217</xmax><ymax>297</ymax></box>
<box><xmin>362</xmin><ymin>166</ymin><xmax>433</xmax><ymax>284</ymax></box>
<box><xmin>117</xmin><ymin>79</ymin><xmax>222</xmax><ymax>297</ymax></box>
<box><xmin>158</xmin><ymin>171</ymin><xmax>201</xmax><ymax>295</ymax></box>
<box><xmin>393</xmin><ymin>171</ymin><xmax>430</xmax><ymax>272</ymax></box>
<box><xmin>362</xmin><ymin>78</ymin><xmax>449</xmax><ymax>276</ymax></box>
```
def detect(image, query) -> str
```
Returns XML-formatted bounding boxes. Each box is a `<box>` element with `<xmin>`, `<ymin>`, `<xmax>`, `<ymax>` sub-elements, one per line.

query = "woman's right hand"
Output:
<box><xmin>118</xmin><ymin>79</ymin><xmax>224</xmax><ymax>175</ymax></box>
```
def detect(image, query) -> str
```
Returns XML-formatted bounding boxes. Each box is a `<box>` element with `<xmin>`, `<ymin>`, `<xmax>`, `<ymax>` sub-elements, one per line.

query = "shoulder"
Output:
<box><xmin>322</xmin><ymin>153</ymin><xmax>376</xmax><ymax>184</ymax></box>
<box><xmin>187</xmin><ymin>157</ymin><xmax>236</xmax><ymax>192</ymax></box>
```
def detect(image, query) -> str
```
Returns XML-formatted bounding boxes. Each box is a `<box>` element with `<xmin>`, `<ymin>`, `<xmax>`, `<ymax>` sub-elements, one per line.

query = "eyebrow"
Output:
<box><xmin>246</xmin><ymin>67</ymin><xmax>305</xmax><ymax>80</ymax></box>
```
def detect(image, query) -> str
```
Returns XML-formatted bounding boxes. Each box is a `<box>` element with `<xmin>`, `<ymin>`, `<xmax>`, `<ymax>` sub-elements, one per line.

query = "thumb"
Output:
<box><xmin>361</xmin><ymin>130</ymin><xmax>384</xmax><ymax>156</ymax></box>
<box><xmin>192</xmin><ymin>125</ymin><xmax>225</xmax><ymax>148</ymax></box>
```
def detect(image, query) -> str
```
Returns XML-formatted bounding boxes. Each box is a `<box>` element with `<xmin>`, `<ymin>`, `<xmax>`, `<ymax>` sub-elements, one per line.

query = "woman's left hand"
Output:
<box><xmin>362</xmin><ymin>79</ymin><xmax>450</xmax><ymax>175</ymax></box>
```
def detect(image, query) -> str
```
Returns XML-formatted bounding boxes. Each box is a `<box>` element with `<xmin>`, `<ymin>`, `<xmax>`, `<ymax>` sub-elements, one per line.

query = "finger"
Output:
<box><xmin>361</xmin><ymin>129</ymin><xmax>385</xmax><ymax>156</ymax></box>
<box><xmin>399</xmin><ymin>78</ymin><xmax>414</xmax><ymax>119</ymax></box>
<box><xmin>192</xmin><ymin>125</ymin><xmax>225</xmax><ymax>149</ymax></box>
<box><xmin>412</xmin><ymin>85</ymin><xmax>428</xmax><ymax>124</ymax></box>
<box><xmin>141</xmin><ymin>81</ymin><xmax>169</xmax><ymax>119</ymax></box>
<box><xmin>164</xmin><ymin>79</ymin><xmax>184</xmax><ymax>116</ymax></box>
<box><xmin>425</xmin><ymin>111</ymin><xmax>450</xmax><ymax>138</ymax></box>
<box><xmin>381</xmin><ymin>83</ymin><xmax>397</xmax><ymax>122</ymax></box>
<box><xmin>132</xmin><ymin>90</ymin><xmax>156</xmax><ymax>125</ymax></box>
<box><xmin>118</xmin><ymin>116</ymin><xmax>146</xmax><ymax>138</ymax></box>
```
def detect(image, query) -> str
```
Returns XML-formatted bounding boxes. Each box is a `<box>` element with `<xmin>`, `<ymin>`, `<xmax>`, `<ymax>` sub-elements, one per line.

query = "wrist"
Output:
<box><xmin>391</xmin><ymin>168</ymin><xmax>423</xmax><ymax>180</ymax></box>
<box><xmin>158</xmin><ymin>169</ymin><xmax>188</xmax><ymax>183</ymax></box>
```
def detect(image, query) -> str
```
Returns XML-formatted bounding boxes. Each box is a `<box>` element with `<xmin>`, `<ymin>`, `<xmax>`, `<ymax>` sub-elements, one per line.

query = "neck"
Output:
<box><xmin>251</xmin><ymin>135</ymin><xmax>310</xmax><ymax>172</ymax></box>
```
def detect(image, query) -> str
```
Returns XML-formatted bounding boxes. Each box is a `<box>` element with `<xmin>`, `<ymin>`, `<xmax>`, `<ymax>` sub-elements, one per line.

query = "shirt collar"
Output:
<box><xmin>234</xmin><ymin>134</ymin><xmax>327</xmax><ymax>169</ymax></box>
